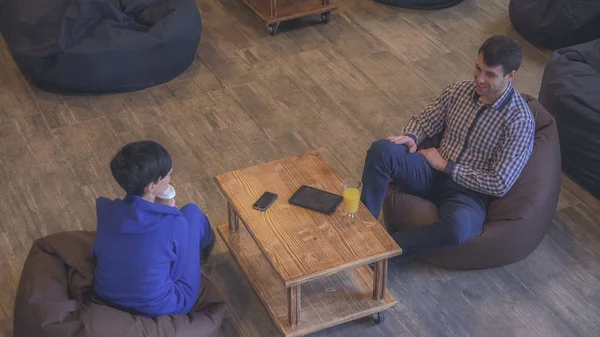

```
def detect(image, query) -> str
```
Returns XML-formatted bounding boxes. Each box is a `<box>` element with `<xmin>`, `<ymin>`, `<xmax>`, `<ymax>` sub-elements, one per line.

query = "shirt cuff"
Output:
<box><xmin>443</xmin><ymin>162</ymin><xmax>455</xmax><ymax>176</ymax></box>
<box><xmin>405</xmin><ymin>133</ymin><xmax>419</xmax><ymax>145</ymax></box>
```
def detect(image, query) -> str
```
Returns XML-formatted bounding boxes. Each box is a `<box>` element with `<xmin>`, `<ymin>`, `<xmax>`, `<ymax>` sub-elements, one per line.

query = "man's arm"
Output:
<box><xmin>444</xmin><ymin>117</ymin><xmax>535</xmax><ymax>196</ymax></box>
<box><xmin>401</xmin><ymin>83</ymin><xmax>455</xmax><ymax>144</ymax></box>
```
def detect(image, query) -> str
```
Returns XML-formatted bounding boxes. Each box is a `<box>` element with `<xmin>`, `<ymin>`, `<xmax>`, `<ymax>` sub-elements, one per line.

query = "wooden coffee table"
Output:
<box><xmin>215</xmin><ymin>152</ymin><xmax>402</xmax><ymax>337</ymax></box>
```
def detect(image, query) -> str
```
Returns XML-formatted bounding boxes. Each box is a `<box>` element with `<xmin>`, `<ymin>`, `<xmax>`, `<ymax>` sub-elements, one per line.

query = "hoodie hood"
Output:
<box><xmin>96</xmin><ymin>195</ymin><xmax>182</xmax><ymax>234</ymax></box>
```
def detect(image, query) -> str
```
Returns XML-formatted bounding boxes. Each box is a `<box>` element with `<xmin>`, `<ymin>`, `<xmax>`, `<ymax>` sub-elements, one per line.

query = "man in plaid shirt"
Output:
<box><xmin>361</xmin><ymin>35</ymin><xmax>535</xmax><ymax>259</ymax></box>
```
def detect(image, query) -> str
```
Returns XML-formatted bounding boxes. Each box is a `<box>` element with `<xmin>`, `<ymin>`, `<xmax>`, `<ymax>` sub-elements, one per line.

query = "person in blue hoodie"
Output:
<box><xmin>93</xmin><ymin>140</ymin><xmax>215</xmax><ymax>317</ymax></box>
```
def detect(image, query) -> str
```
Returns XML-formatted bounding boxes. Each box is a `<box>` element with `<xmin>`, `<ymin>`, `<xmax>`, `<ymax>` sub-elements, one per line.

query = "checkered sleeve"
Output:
<box><xmin>401</xmin><ymin>83</ymin><xmax>455</xmax><ymax>144</ymax></box>
<box><xmin>445</xmin><ymin>115</ymin><xmax>535</xmax><ymax>196</ymax></box>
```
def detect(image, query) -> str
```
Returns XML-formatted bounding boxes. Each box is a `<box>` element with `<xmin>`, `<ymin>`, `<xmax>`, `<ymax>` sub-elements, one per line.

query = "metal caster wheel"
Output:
<box><xmin>268</xmin><ymin>23</ymin><xmax>279</xmax><ymax>35</ymax></box>
<box><xmin>371</xmin><ymin>311</ymin><xmax>385</xmax><ymax>324</ymax></box>
<box><xmin>320</xmin><ymin>11</ymin><xmax>331</xmax><ymax>23</ymax></box>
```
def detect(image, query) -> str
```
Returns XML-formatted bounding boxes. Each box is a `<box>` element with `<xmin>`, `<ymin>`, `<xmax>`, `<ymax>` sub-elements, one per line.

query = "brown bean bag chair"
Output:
<box><xmin>382</xmin><ymin>94</ymin><xmax>561</xmax><ymax>270</ymax></box>
<box><xmin>13</xmin><ymin>230</ymin><xmax>226</xmax><ymax>337</ymax></box>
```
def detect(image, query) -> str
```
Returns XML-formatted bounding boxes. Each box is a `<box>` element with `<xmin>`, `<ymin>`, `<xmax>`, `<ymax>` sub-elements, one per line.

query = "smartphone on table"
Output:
<box><xmin>252</xmin><ymin>192</ymin><xmax>278</xmax><ymax>211</ymax></box>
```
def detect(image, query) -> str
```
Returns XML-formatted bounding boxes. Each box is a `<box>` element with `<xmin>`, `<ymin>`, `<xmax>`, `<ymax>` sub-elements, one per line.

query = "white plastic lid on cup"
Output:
<box><xmin>157</xmin><ymin>184</ymin><xmax>176</xmax><ymax>199</ymax></box>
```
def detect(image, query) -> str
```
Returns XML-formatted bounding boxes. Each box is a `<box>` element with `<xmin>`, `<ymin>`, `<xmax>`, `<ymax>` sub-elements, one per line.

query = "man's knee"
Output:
<box><xmin>181</xmin><ymin>203</ymin><xmax>212</xmax><ymax>240</ymax></box>
<box><xmin>181</xmin><ymin>203</ymin><xmax>202</xmax><ymax>217</ymax></box>
<box><xmin>180</xmin><ymin>204</ymin><xmax>209</xmax><ymax>231</ymax></box>
<box><xmin>367</xmin><ymin>139</ymin><xmax>407</xmax><ymax>160</ymax></box>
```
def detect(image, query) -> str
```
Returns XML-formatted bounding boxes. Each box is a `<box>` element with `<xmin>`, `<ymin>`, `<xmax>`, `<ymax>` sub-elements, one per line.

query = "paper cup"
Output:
<box><xmin>157</xmin><ymin>184</ymin><xmax>176</xmax><ymax>200</ymax></box>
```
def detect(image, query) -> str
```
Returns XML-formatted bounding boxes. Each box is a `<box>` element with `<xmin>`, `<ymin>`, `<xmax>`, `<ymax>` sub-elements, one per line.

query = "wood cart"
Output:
<box><xmin>239</xmin><ymin>0</ymin><xmax>337</xmax><ymax>35</ymax></box>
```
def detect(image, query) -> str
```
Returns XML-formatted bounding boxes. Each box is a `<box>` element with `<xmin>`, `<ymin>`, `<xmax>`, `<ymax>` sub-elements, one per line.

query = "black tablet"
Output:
<box><xmin>288</xmin><ymin>185</ymin><xmax>343</xmax><ymax>215</ymax></box>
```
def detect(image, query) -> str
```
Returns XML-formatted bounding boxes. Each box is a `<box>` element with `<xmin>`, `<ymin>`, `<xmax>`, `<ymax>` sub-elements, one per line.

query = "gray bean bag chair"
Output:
<box><xmin>383</xmin><ymin>94</ymin><xmax>561</xmax><ymax>270</ymax></box>
<box><xmin>0</xmin><ymin>0</ymin><xmax>201</xmax><ymax>93</ymax></box>
<box><xmin>509</xmin><ymin>0</ymin><xmax>600</xmax><ymax>50</ymax></box>
<box><xmin>13</xmin><ymin>231</ymin><xmax>226</xmax><ymax>337</ymax></box>
<box><xmin>539</xmin><ymin>39</ymin><xmax>600</xmax><ymax>198</ymax></box>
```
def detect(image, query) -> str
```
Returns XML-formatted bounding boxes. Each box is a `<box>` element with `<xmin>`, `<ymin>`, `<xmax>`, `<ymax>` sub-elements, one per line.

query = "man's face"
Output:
<box><xmin>474</xmin><ymin>52</ymin><xmax>514</xmax><ymax>100</ymax></box>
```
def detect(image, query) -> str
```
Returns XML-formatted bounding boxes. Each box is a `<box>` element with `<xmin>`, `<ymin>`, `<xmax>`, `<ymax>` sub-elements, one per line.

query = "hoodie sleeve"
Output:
<box><xmin>170</xmin><ymin>219</ymin><xmax>188</xmax><ymax>283</ymax></box>
<box><xmin>170</xmin><ymin>208</ymin><xmax>203</xmax><ymax>312</ymax></box>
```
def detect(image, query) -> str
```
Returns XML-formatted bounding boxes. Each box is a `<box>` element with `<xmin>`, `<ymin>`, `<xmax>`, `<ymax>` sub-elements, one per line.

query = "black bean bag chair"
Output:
<box><xmin>0</xmin><ymin>0</ymin><xmax>201</xmax><ymax>93</ymax></box>
<box><xmin>13</xmin><ymin>230</ymin><xmax>227</xmax><ymax>337</ymax></box>
<box><xmin>383</xmin><ymin>94</ymin><xmax>561</xmax><ymax>270</ymax></box>
<box><xmin>374</xmin><ymin>0</ymin><xmax>464</xmax><ymax>10</ymax></box>
<box><xmin>539</xmin><ymin>39</ymin><xmax>600</xmax><ymax>199</ymax></box>
<box><xmin>509</xmin><ymin>0</ymin><xmax>600</xmax><ymax>50</ymax></box>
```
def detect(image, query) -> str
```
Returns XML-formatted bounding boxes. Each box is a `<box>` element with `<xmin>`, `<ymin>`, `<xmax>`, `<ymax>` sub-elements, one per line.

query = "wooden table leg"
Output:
<box><xmin>269</xmin><ymin>0</ymin><xmax>277</xmax><ymax>17</ymax></box>
<box><xmin>372</xmin><ymin>259</ymin><xmax>388</xmax><ymax>301</ymax></box>
<box><xmin>288</xmin><ymin>285</ymin><xmax>301</xmax><ymax>326</ymax></box>
<box><xmin>228</xmin><ymin>202</ymin><xmax>240</xmax><ymax>233</ymax></box>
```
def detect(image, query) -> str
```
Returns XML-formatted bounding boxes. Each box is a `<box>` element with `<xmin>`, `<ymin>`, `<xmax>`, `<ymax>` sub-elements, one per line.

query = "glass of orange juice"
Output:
<box><xmin>342</xmin><ymin>178</ymin><xmax>362</xmax><ymax>219</ymax></box>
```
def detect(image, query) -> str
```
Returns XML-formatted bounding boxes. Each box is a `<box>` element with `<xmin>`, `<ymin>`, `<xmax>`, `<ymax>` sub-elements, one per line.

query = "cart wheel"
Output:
<box><xmin>320</xmin><ymin>11</ymin><xmax>331</xmax><ymax>23</ymax></box>
<box><xmin>371</xmin><ymin>311</ymin><xmax>385</xmax><ymax>324</ymax></box>
<box><xmin>268</xmin><ymin>23</ymin><xmax>279</xmax><ymax>35</ymax></box>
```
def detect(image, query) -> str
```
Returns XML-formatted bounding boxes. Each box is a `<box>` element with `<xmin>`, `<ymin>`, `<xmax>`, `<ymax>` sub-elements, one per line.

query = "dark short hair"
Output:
<box><xmin>110</xmin><ymin>140</ymin><xmax>172</xmax><ymax>196</ymax></box>
<box><xmin>478</xmin><ymin>35</ymin><xmax>523</xmax><ymax>76</ymax></box>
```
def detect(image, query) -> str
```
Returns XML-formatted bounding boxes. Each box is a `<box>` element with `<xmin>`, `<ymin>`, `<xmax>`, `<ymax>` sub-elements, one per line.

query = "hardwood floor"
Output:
<box><xmin>1</xmin><ymin>0</ymin><xmax>598</xmax><ymax>336</ymax></box>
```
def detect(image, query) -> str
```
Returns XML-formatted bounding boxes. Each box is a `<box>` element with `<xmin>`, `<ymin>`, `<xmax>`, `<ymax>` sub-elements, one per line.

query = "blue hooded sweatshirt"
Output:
<box><xmin>93</xmin><ymin>195</ymin><xmax>203</xmax><ymax>317</ymax></box>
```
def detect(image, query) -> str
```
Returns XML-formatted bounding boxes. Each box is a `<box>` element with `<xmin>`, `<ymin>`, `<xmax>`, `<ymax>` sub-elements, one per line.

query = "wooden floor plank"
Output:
<box><xmin>547</xmin><ymin>204</ymin><xmax>600</xmax><ymax>287</ymax></box>
<box><xmin>2</xmin><ymin>0</ymin><xmax>600</xmax><ymax>336</ymax></box>
<box><xmin>507</xmin><ymin>236</ymin><xmax>600</xmax><ymax>336</ymax></box>
<box><xmin>448</xmin><ymin>267</ymin><xmax>575</xmax><ymax>337</ymax></box>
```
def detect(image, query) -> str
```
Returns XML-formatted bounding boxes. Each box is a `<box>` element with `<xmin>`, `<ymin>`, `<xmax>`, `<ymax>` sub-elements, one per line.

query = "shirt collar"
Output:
<box><xmin>472</xmin><ymin>81</ymin><xmax>514</xmax><ymax>111</ymax></box>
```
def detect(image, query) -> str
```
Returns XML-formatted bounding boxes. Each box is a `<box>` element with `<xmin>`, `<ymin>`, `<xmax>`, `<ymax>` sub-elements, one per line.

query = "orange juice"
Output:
<box><xmin>343</xmin><ymin>187</ymin><xmax>361</xmax><ymax>214</ymax></box>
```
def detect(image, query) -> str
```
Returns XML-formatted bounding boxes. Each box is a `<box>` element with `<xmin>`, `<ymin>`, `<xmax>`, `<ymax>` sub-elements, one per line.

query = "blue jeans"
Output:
<box><xmin>360</xmin><ymin>140</ymin><xmax>488</xmax><ymax>259</ymax></box>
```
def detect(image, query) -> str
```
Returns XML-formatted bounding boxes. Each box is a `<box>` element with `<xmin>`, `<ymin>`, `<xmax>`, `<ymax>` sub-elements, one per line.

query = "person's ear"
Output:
<box><xmin>507</xmin><ymin>70</ymin><xmax>516</xmax><ymax>81</ymax></box>
<box><xmin>144</xmin><ymin>182</ymin><xmax>155</xmax><ymax>195</ymax></box>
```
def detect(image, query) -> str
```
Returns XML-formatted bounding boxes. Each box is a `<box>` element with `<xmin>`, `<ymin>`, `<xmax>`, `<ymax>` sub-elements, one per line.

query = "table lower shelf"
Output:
<box><xmin>217</xmin><ymin>223</ymin><xmax>398</xmax><ymax>337</ymax></box>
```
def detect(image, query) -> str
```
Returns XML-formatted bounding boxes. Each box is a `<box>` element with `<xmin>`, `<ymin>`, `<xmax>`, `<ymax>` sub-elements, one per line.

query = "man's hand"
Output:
<box><xmin>418</xmin><ymin>148</ymin><xmax>448</xmax><ymax>171</ymax></box>
<box><xmin>387</xmin><ymin>135</ymin><xmax>417</xmax><ymax>153</ymax></box>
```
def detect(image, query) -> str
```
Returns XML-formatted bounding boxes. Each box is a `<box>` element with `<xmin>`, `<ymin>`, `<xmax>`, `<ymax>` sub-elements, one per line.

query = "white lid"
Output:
<box><xmin>158</xmin><ymin>184</ymin><xmax>176</xmax><ymax>199</ymax></box>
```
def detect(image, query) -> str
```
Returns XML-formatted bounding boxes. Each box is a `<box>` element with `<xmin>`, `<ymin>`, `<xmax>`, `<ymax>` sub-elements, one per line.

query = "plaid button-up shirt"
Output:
<box><xmin>403</xmin><ymin>80</ymin><xmax>535</xmax><ymax>197</ymax></box>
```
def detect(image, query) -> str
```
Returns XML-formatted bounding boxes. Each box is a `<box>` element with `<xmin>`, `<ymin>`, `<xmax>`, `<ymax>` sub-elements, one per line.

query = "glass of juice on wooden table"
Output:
<box><xmin>342</xmin><ymin>178</ymin><xmax>362</xmax><ymax>219</ymax></box>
